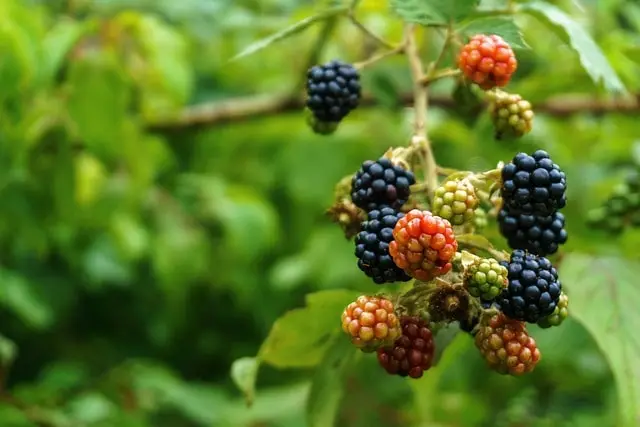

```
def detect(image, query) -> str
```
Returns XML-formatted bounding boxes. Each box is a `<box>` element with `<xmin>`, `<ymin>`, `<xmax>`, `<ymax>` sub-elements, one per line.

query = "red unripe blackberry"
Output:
<box><xmin>377</xmin><ymin>316</ymin><xmax>435</xmax><ymax>378</ymax></box>
<box><xmin>457</xmin><ymin>34</ymin><xmax>517</xmax><ymax>90</ymax></box>
<box><xmin>306</xmin><ymin>60</ymin><xmax>361</xmax><ymax>123</ymax></box>
<box><xmin>388</xmin><ymin>209</ymin><xmax>458</xmax><ymax>281</ymax></box>
<box><xmin>475</xmin><ymin>312</ymin><xmax>541</xmax><ymax>375</ymax></box>
<box><xmin>341</xmin><ymin>295</ymin><xmax>401</xmax><ymax>351</ymax></box>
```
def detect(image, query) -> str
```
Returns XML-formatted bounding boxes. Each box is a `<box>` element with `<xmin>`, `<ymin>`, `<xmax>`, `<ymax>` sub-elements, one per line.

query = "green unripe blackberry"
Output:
<box><xmin>432</xmin><ymin>179</ymin><xmax>479</xmax><ymax>226</ymax></box>
<box><xmin>537</xmin><ymin>292</ymin><xmax>569</xmax><ymax>329</ymax></box>
<box><xmin>488</xmin><ymin>91</ymin><xmax>534</xmax><ymax>139</ymax></box>
<box><xmin>464</xmin><ymin>207</ymin><xmax>488</xmax><ymax>233</ymax></box>
<box><xmin>464</xmin><ymin>258</ymin><xmax>508</xmax><ymax>302</ymax></box>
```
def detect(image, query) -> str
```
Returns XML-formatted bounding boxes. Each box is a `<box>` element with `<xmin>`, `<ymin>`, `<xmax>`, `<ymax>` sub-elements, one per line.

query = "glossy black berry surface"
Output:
<box><xmin>351</xmin><ymin>157</ymin><xmax>416</xmax><ymax>211</ymax></box>
<box><xmin>498</xmin><ymin>210</ymin><xmax>568</xmax><ymax>256</ymax></box>
<box><xmin>501</xmin><ymin>150</ymin><xmax>566</xmax><ymax>216</ymax></box>
<box><xmin>497</xmin><ymin>250</ymin><xmax>562</xmax><ymax>323</ymax></box>
<box><xmin>354</xmin><ymin>207</ymin><xmax>411</xmax><ymax>284</ymax></box>
<box><xmin>306</xmin><ymin>60</ymin><xmax>361</xmax><ymax>123</ymax></box>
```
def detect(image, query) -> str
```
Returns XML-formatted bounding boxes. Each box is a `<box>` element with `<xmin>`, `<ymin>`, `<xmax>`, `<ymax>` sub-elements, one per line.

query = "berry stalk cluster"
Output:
<box><xmin>587</xmin><ymin>169</ymin><xmax>640</xmax><ymax>234</ymax></box>
<box><xmin>312</xmin><ymin>31</ymin><xmax>571</xmax><ymax>379</ymax></box>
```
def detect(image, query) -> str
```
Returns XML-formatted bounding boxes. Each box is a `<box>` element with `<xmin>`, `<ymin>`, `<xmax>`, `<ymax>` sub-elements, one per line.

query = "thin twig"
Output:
<box><xmin>354</xmin><ymin>44</ymin><xmax>405</xmax><ymax>70</ymax></box>
<box><xmin>348</xmin><ymin>0</ymin><xmax>395</xmax><ymax>50</ymax></box>
<box><xmin>405</xmin><ymin>25</ymin><xmax>438</xmax><ymax>197</ymax></box>
<box><xmin>422</xmin><ymin>68</ymin><xmax>461</xmax><ymax>85</ymax></box>
<box><xmin>427</xmin><ymin>25</ymin><xmax>454</xmax><ymax>75</ymax></box>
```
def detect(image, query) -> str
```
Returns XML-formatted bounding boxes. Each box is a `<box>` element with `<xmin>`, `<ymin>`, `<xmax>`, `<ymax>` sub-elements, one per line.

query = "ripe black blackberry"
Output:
<box><xmin>306</xmin><ymin>60</ymin><xmax>361</xmax><ymax>124</ymax></box>
<box><xmin>498</xmin><ymin>209</ymin><xmax>568</xmax><ymax>256</ymax></box>
<box><xmin>497</xmin><ymin>250</ymin><xmax>562</xmax><ymax>323</ymax></box>
<box><xmin>501</xmin><ymin>150</ymin><xmax>567</xmax><ymax>216</ymax></box>
<box><xmin>351</xmin><ymin>158</ymin><xmax>416</xmax><ymax>211</ymax></box>
<box><xmin>354</xmin><ymin>207</ymin><xmax>411</xmax><ymax>284</ymax></box>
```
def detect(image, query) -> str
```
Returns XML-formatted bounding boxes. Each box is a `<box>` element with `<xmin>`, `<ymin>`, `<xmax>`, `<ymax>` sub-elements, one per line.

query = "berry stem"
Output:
<box><xmin>354</xmin><ymin>43</ymin><xmax>405</xmax><ymax>70</ymax></box>
<box><xmin>348</xmin><ymin>0</ymin><xmax>395</xmax><ymax>50</ymax></box>
<box><xmin>425</xmin><ymin>25</ymin><xmax>454</xmax><ymax>80</ymax></box>
<box><xmin>405</xmin><ymin>25</ymin><xmax>438</xmax><ymax>198</ymax></box>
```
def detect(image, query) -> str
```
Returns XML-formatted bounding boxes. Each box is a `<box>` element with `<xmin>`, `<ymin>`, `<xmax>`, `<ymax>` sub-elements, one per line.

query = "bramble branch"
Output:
<box><xmin>146</xmin><ymin>93</ymin><xmax>640</xmax><ymax>131</ymax></box>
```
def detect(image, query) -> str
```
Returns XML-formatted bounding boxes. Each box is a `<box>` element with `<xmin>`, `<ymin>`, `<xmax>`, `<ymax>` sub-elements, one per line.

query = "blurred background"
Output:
<box><xmin>0</xmin><ymin>0</ymin><xmax>638</xmax><ymax>426</ymax></box>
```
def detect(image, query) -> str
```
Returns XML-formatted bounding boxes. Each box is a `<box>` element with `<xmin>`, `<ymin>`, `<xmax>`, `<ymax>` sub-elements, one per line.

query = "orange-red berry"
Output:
<box><xmin>377</xmin><ymin>315</ymin><xmax>435</xmax><ymax>379</ymax></box>
<box><xmin>457</xmin><ymin>34</ymin><xmax>517</xmax><ymax>90</ymax></box>
<box><xmin>341</xmin><ymin>295</ymin><xmax>401</xmax><ymax>352</ymax></box>
<box><xmin>475</xmin><ymin>313</ymin><xmax>541</xmax><ymax>375</ymax></box>
<box><xmin>388</xmin><ymin>209</ymin><xmax>458</xmax><ymax>281</ymax></box>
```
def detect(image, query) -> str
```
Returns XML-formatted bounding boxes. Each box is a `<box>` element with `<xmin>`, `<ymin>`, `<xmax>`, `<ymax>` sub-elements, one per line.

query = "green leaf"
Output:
<box><xmin>307</xmin><ymin>337</ymin><xmax>356</xmax><ymax>427</ymax></box>
<box><xmin>409</xmin><ymin>333</ymin><xmax>473</xmax><ymax>422</ymax></box>
<box><xmin>230</xmin><ymin>357</ymin><xmax>259</xmax><ymax>406</ymax></box>
<box><xmin>390</xmin><ymin>0</ymin><xmax>480</xmax><ymax>25</ymax></box>
<box><xmin>0</xmin><ymin>269</ymin><xmax>53</xmax><ymax>329</ymax></box>
<box><xmin>41</xmin><ymin>18</ymin><xmax>90</xmax><ymax>84</ymax></box>
<box><xmin>0</xmin><ymin>334</ymin><xmax>17</xmax><ymax>368</ymax></box>
<box><xmin>457</xmin><ymin>17</ymin><xmax>528</xmax><ymax>48</ymax></box>
<box><xmin>521</xmin><ymin>2</ymin><xmax>627</xmax><ymax>94</ymax></box>
<box><xmin>560</xmin><ymin>254</ymin><xmax>640</xmax><ymax>427</ymax></box>
<box><xmin>66</xmin><ymin>51</ymin><xmax>130</xmax><ymax>151</ymax></box>
<box><xmin>624</xmin><ymin>46</ymin><xmax>640</xmax><ymax>65</ymax></box>
<box><xmin>231</xmin><ymin>6</ymin><xmax>348</xmax><ymax>61</ymax></box>
<box><xmin>258</xmin><ymin>289</ymin><xmax>360</xmax><ymax>368</ymax></box>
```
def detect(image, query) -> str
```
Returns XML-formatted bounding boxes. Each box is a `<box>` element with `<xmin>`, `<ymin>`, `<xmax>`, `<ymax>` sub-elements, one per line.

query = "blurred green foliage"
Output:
<box><xmin>0</xmin><ymin>0</ymin><xmax>638</xmax><ymax>426</ymax></box>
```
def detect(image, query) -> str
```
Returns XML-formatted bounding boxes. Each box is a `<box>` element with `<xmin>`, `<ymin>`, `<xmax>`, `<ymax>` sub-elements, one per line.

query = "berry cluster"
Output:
<box><xmin>498</xmin><ymin>150</ymin><xmax>568</xmax><ymax>256</ymax></box>
<box><xmin>305</xmin><ymin>60</ymin><xmax>361</xmax><ymax>134</ymax></box>
<box><xmin>496</xmin><ymin>250</ymin><xmax>562</xmax><ymax>323</ymax></box>
<box><xmin>432</xmin><ymin>179</ymin><xmax>479</xmax><ymax>226</ymax></box>
<box><xmin>457</xmin><ymin>34</ymin><xmax>517</xmax><ymax>90</ymax></box>
<box><xmin>587</xmin><ymin>169</ymin><xmax>640</xmax><ymax>234</ymax></box>
<box><xmin>355</xmin><ymin>208</ymin><xmax>411</xmax><ymax>284</ymax></box>
<box><xmin>311</xmin><ymin>32</ymin><xmax>572</xmax><ymax>381</ymax></box>
<box><xmin>341</xmin><ymin>295</ymin><xmax>401</xmax><ymax>351</ymax></box>
<box><xmin>351</xmin><ymin>158</ymin><xmax>416</xmax><ymax>211</ymax></box>
<box><xmin>475</xmin><ymin>313</ymin><xmax>540</xmax><ymax>375</ymax></box>
<box><xmin>487</xmin><ymin>90</ymin><xmax>534</xmax><ymax>140</ymax></box>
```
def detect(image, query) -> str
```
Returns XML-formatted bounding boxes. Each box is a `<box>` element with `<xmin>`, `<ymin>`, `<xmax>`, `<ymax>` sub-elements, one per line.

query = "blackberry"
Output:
<box><xmin>497</xmin><ymin>250</ymin><xmax>562</xmax><ymax>323</ymax></box>
<box><xmin>457</xmin><ymin>34</ymin><xmax>518</xmax><ymax>90</ymax></box>
<box><xmin>351</xmin><ymin>157</ymin><xmax>416</xmax><ymax>211</ymax></box>
<box><xmin>306</xmin><ymin>60</ymin><xmax>361</xmax><ymax>124</ymax></box>
<box><xmin>501</xmin><ymin>150</ymin><xmax>567</xmax><ymax>216</ymax></box>
<box><xmin>464</xmin><ymin>257</ymin><xmax>508</xmax><ymax>302</ymax></box>
<box><xmin>488</xmin><ymin>90</ymin><xmax>534</xmax><ymax>139</ymax></box>
<box><xmin>355</xmin><ymin>207</ymin><xmax>411</xmax><ymax>284</ymax></box>
<box><xmin>498</xmin><ymin>209</ymin><xmax>568</xmax><ymax>256</ymax></box>
<box><xmin>341</xmin><ymin>295</ymin><xmax>401</xmax><ymax>351</ymax></box>
<box><xmin>432</xmin><ymin>179</ymin><xmax>479</xmax><ymax>226</ymax></box>
<box><xmin>389</xmin><ymin>209</ymin><xmax>458</xmax><ymax>281</ymax></box>
<box><xmin>377</xmin><ymin>316</ymin><xmax>435</xmax><ymax>379</ymax></box>
<box><xmin>475</xmin><ymin>313</ymin><xmax>541</xmax><ymax>375</ymax></box>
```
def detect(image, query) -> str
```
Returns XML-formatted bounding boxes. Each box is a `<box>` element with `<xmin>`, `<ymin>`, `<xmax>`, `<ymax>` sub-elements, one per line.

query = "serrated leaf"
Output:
<box><xmin>231</xmin><ymin>6</ymin><xmax>347</xmax><ymax>61</ymax></box>
<box><xmin>390</xmin><ymin>0</ymin><xmax>480</xmax><ymax>25</ymax></box>
<box><xmin>560</xmin><ymin>254</ymin><xmax>640</xmax><ymax>427</ymax></box>
<box><xmin>521</xmin><ymin>2</ymin><xmax>627</xmax><ymax>94</ymax></box>
<box><xmin>257</xmin><ymin>289</ymin><xmax>360</xmax><ymax>368</ymax></box>
<box><xmin>457</xmin><ymin>17</ymin><xmax>528</xmax><ymax>48</ymax></box>
<box><xmin>230</xmin><ymin>357</ymin><xmax>259</xmax><ymax>407</ymax></box>
<box><xmin>306</xmin><ymin>337</ymin><xmax>356</xmax><ymax>427</ymax></box>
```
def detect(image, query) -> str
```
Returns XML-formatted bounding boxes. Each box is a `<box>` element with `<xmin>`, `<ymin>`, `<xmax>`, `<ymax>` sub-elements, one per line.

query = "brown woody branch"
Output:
<box><xmin>145</xmin><ymin>92</ymin><xmax>640</xmax><ymax>131</ymax></box>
